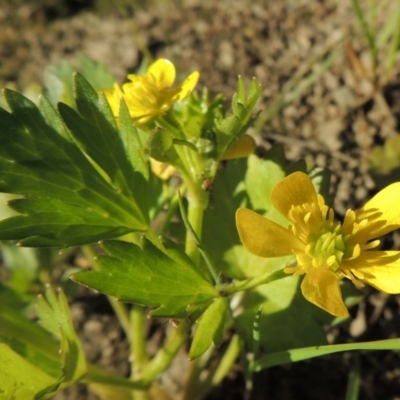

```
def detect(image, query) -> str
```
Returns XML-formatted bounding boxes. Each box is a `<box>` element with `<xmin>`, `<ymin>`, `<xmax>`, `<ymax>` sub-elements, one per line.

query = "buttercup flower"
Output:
<box><xmin>236</xmin><ymin>171</ymin><xmax>400</xmax><ymax>317</ymax></box>
<box><xmin>104</xmin><ymin>58</ymin><xmax>199</xmax><ymax>124</ymax></box>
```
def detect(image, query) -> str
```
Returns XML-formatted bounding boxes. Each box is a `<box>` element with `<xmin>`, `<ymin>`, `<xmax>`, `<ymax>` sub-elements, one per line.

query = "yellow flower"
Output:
<box><xmin>236</xmin><ymin>171</ymin><xmax>400</xmax><ymax>317</ymax></box>
<box><xmin>104</xmin><ymin>58</ymin><xmax>199</xmax><ymax>124</ymax></box>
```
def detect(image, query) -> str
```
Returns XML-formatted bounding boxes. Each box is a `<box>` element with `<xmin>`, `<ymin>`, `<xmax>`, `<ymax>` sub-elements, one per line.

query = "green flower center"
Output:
<box><xmin>309</xmin><ymin>224</ymin><xmax>353</xmax><ymax>271</ymax></box>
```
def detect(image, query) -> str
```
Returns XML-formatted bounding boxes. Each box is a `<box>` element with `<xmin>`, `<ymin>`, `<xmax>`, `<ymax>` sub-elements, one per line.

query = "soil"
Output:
<box><xmin>1</xmin><ymin>0</ymin><xmax>400</xmax><ymax>399</ymax></box>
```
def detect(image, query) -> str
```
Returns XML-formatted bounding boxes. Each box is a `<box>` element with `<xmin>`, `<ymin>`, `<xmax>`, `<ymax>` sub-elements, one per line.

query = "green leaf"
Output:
<box><xmin>0</xmin><ymin>343</ymin><xmax>56</xmax><ymax>400</ymax></box>
<box><xmin>0</xmin><ymin>89</ymin><xmax>148</xmax><ymax>246</ymax></box>
<box><xmin>66</xmin><ymin>73</ymin><xmax>148</xmax><ymax>196</ymax></box>
<box><xmin>235</xmin><ymin>276</ymin><xmax>328</xmax><ymax>354</ymax></box>
<box><xmin>118</xmin><ymin>99</ymin><xmax>149</xmax><ymax>179</ymax></box>
<box><xmin>308</xmin><ymin>166</ymin><xmax>333</xmax><ymax>206</ymax></box>
<box><xmin>173</xmin><ymin>89</ymin><xmax>224</xmax><ymax>157</ymax></box>
<box><xmin>147</xmin><ymin>127</ymin><xmax>176</xmax><ymax>162</ymax></box>
<box><xmin>235</xmin><ymin>277</ymin><xmax>362</xmax><ymax>356</ymax></box>
<box><xmin>189</xmin><ymin>297</ymin><xmax>228</xmax><ymax>360</ymax></box>
<box><xmin>0</xmin><ymin>242</ymin><xmax>39</xmax><ymax>301</ymax></box>
<box><xmin>232</xmin><ymin>76</ymin><xmax>262</xmax><ymax>123</ymax></box>
<box><xmin>253</xmin><ymin>337</ymin><xmax>400</xmax><ymax>371</ymax></box>
<box><xmin>203</xmin><ymin>150</ymin><xmax>286</xmax><ymax>279</ymax></box>
<box><xmin>43</xmin><ymin>61</ymin><xmax>76</xmax><ymax>108</ymax></box>
<box><xmin>78</xmin><ymin>54</ymin><xmax>115</xmax><ymax>91</ymax></box>
<box><xmin>214</xmin><ymin>76</ymin><xmax>262</xmax><ymax>159</ymax></box>
<box><xmin>0</xmin><ymin>301</ymin><xmax>74</xmax><ymax>399</ymax></box>
<box><xmin>36</xmin><ymin>286</ymin><xmax>87</xmax><ymax>385</ymax></box>
<box><xmin>0</xmin><ymin>306</ymin><xmax>61</xmax><ymax>379</ymax></box>
<box><xmin>72</xmin><ymin>240</ymin><xmax>218</xmax><ymax>318</ymax></box>
<box><xmin>43</xmin><ymin>55</ymin><xmax>115</xmax><ymax>108</ymax></box>
<box><xmin>244</xmin><ymin>149</ymin><xmax>286</xmax><ymax>212</ymax></box>
<box><xmin>202</xmin><ymin>158</ymin><xmax>247</xmax><ymax>278</ymax></box>
<box><xmin>39</xmin><ymin>94</ymin><xmax>73</xmax><ymax>141</ymax></box>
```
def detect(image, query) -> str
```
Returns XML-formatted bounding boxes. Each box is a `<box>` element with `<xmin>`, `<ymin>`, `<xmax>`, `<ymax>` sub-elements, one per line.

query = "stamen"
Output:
<box><xmin>351</xmin><ymin>269</ymin><xmax>365</xmax><ymax>280</ymax></box>
<box><xmin>342</xmin><ymin>269</ymin><xmax>365</xmax><ymax>288</ymax></box>
<box><xmin>351</xmin><ymin>244</ymin><xmax>361</xmax><ymax>259</ymax></box>
<box><xmin>327</xmin><ymin>255</ymin><xmax>336</xmax><ymax>267</ymax></box>
<box><xmin>363</xmin><ymin>240</ymin><xmax>380</xmax><ymax>250</ymax></box>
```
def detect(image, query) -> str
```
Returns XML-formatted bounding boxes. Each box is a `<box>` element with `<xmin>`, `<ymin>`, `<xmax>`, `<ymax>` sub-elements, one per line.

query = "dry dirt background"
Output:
<box><xmin>1</xmin><ymin>0</ymin><xmax>400</xmax><ymax>399</ymax></box>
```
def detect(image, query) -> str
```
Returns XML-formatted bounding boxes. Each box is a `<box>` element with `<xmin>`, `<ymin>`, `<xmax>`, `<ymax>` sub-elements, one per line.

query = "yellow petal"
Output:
<box><xmin>150</xmin><ymin>158</ymin><xmax>176</xmax><ymax>180</ymax></box>
<box><xmin>348</xmin><ymin>251</ymin><xmax>400</xmax><ymax>293</ymax></box>
<box><xmin>174</xmin><ymin>70</ymin><xmax>200</xmax><ymax>101</ymax></box>
<box><xmin>356</xmin><ymin>182</ymin><xmax>400</xmax><ymax>239</ymax></box>
<box><xmin>301</xmin><ymin>268</ymin><xmax>349</xmax><ymax>317</ymax></box>
<box><xmin>271</xmin><ymin>172</ymin><xmax>318</xmax><ymax>219</ymax></box>
<box><xmin>222</xmin><ymin>135</ymin><xmax>255</xmax><ymax>160</ymax></box>
<box><xmin>103</xmin><ymin>83</ymin><xmax>123</xmax><ymax>117</ymax></box>
<box><xmin>235</xmin><ymin>207</ymin><xmax>303</xmax><ymax>257</ymax></box>
<box><xmin>147</xmin><ymin>59</ymin><xmax>176</xmax><ymax>89</ymax></box>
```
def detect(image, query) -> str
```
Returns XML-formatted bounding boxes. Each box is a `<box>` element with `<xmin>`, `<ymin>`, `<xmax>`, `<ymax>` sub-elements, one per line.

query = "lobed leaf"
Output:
<box><xmin>66</xmin><ymin>73</ymin><xmax>148</xmax><ymax>196</ymax></box>
<box><xmin>118</xmin><ymin>98</ymin><xmax>149</xmax><ymax>179</ymax></box>
<box><xmin>214</xmin><ymin>76</ymin><xmax>262</xmax><ymax>159</ymax></box>
<box><xmin>36</xmin><ymin>286</ymin><xmax>87</xmax><ymax>385</ymax></box>
<box><xmin>244</xmin><ymin>149</ymin><xmax>286</xmax><ymax>212</ymax></box>
<box><xmin>0</xmin><ymin>344</ymin><xmax>56</xmax><ymax>400</ymax></box>
<box><xmin>0</xmin><ymin>88</ymin><xmax>149</xmax><ymax>246</ymax></box>
<box><xmin>0</xmin><ymin>305</ymin><xmax>61</xmax><ymax>380</ymax></box>
<box><xmin>72</xmin><ymin>239</ymin><xmax>218</xmax><ymax>318</ymax></box>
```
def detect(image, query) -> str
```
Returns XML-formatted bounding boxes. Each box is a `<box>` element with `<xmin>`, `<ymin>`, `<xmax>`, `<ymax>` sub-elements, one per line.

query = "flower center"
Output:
<box><xmin>289</xmin><ymin>195</ymin><xmax>358</xmax><ymax>272</ymax></box>
<box><xmin>308</xmin><ymin>226</ymin><xmax>351</xmax><ymax>271</ymax></box>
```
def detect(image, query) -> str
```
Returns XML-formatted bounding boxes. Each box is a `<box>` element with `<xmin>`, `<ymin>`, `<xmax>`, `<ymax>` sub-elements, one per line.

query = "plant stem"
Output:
<box><xmin>193</xmin><ymin>335</ymin><xmax>241</xmax><ymax>400</ymax></box>
<box><xmin>83</xmin><ymin>363</ymin><xmax>148</xmax><ymax>390</ymax></box>
<box><xmin>184</xmin><ymin>190</ymin><xmax>207</xmax><ymax>266</ymax></box>
<box><xmin>222</xmin><ymin>269</ymin><xmax>288</xmax><ymax>295</ymax></box>
<box><xmin>136</xmin><ymin>320</ymin><xmax>189</xmax><ymax>386</ymax></box>
<box><xmin>178</xmin><ymin>192</ymin><xmax>221</xmax><ymax>286</ymax></box>
<box><xmin>131</xmin><ymin>305</ymin><xmax>149</xmax><ymax>375</ymax></box>
<box><xmin>181</xmin><ymin>346</ymin><xmax>215</xmax><ymax>400</ymax></box>
<box><xmin>131</xmin><ymin>305</ymin><xmax>151</xmax><ymax>400</ymax></box>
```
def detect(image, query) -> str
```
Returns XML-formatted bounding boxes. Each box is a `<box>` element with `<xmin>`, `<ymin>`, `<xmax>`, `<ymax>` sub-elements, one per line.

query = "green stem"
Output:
<box><xmin>85</xmin><ymin>320</ymin><xmax>189</xmax><ymax>390</ymax></box>
<box><xmin>181</xmin><ymin>346</ymin><xmax>215</xmax><ymax>400</ymax></box>
<box><xmin>222</xmin><ymin>269</ymin><xmax>288</xmax><ymax>295</ymax></box>
<box><xmin>193</xmin><ymin>335</ymin><xmax>241</xmax><ymax>400</ymax></box>
<box><xmin>136</xmin><ymin>321</ymin><xmax>189</xmax><ymax>386</ymax></box>
<box><xmin>131</xmin><ymin>305</ymin><xmax>151</xmax><ymax>400</ymax></box>
<box><xmin>130</xmin><ymin>305</ymin><xmax>149</xmax><ymax>375</ymax></box>
<box><xmin>110</xmin><ymin>299</ymin><xmax>131</xmax><ymax>341</ymax></box>
<box><xmin>210</xmin><ymin>334</ymin><xmax>240</xmax><ymax>386</ymax></box>
<box><xmin>178</xmin><ymin>193</ymin><xmax>221</xmax><ymax>286</ymax></box>
<box><xmin>184</xmin><ymin>197</ymin><xmax>204</xmax><ymax>266</ymax></box>
<box><xmin>83</xmin><ymin>363</ymin><xmax>148</xmax><ymax>390</ymax></box>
